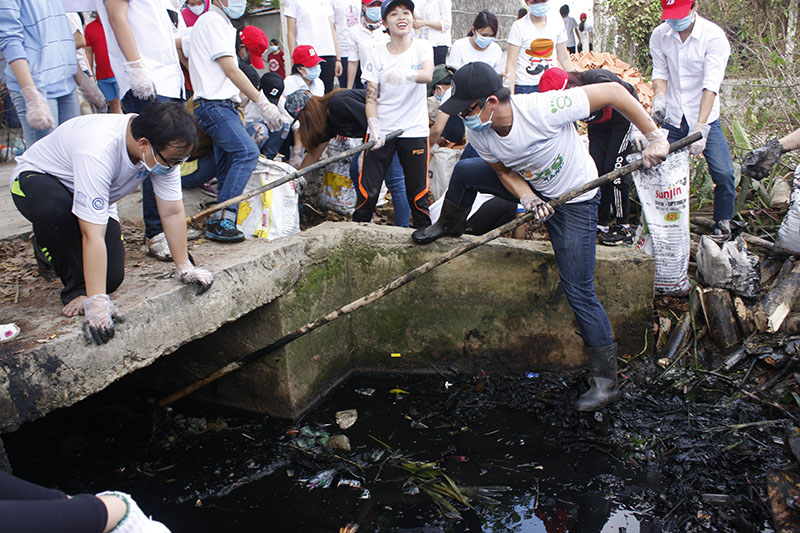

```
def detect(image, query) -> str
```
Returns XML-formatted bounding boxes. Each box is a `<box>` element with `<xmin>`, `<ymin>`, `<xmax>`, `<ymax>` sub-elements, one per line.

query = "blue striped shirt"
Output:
<box><xmin>0</xmin><ymin>0</ymin><xmax>77</xmax><ymax>97</ymax></box>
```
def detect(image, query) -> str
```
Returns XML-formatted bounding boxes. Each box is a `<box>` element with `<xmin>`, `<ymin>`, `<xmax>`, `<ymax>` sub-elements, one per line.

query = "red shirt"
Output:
<box><xmin>84</xmin><ymin>19</ymin><xmax>114</xmax><ymax>80</ymax></box>
<box><xmin>268</xmin><ymin>51</ymin><xmax>286</xmax><ymax>79</ymax></box>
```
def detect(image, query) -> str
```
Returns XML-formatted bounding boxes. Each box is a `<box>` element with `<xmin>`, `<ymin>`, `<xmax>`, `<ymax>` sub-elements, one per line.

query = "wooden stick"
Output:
<box><xmin>159</xmin><ymin>133</ymin><xmax>701</xmax><ymax>407</ymax></box>
<box><xmin>186</xmin><ymin>129</ymin><xmax>405</xmax><ymax>224</ymax></box>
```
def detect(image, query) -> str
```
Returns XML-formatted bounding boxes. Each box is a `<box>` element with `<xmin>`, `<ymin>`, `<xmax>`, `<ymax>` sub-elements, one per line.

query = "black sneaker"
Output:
<box><xmin>205</xmin><ymin>218</ymin><xmax>245</xmax><ymax>242</ymax></box>
<box><xmin>599</xmin><ymin>225</ymin><xmax>633</xmax><ymax>246</ymax></box>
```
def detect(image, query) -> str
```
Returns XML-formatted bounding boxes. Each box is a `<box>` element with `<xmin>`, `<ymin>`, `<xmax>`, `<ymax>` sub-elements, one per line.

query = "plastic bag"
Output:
<box><xmin>775</xmin><ymin>162</ymin><xmax>800</xmax><ymax>253</ymax></box>
<box><xmin>237</xmin><ymin>158</ymin><xmax>300</xmax><ymax>240</ymax></box>
<box><xmin>318</xmin><ymin>136</ymin><xmax>361</xmax><ymax>214</ymax></box>
<box><xmin>429</xmin><ymin>145</ymin><xmax>462</xmax><ymax>201</ymax></box>
<box><xmin>696</xmin><ymin>235</ymin><xmax>761</xmax><ymax>298</ymax></box>
<box><xmin>632</xmin><ymin>151</ymin><xmax>691</xmax><ymax>295</ymax></box>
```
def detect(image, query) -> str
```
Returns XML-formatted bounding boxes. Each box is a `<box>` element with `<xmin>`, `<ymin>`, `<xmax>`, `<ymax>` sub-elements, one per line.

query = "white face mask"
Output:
<box><xmin>187</xmin><ymin>4</ymin><xmax>205</xmax><ymax>15</ymax></box>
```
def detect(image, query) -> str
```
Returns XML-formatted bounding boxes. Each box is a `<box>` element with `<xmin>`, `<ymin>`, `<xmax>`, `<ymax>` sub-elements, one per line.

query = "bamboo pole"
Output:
<box><xmin>186</xmin><ymin>129</ymin><xmax>404</xmax><ymax>224</ymax></box>
<box><xmin>159</xmin><ymin>132</ymin><xmax>701</xmax><ymax>407</ymax></box>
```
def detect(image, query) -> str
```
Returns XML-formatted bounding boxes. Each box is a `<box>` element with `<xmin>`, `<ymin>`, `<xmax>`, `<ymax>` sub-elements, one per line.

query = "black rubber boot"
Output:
<box><xmin>412</xmin><ymin>198</ymin><xmax>470</xmax><ymax>245</ymax></box>
<box><xmin>575</xmin><ymin>344</ymin><xmax>620</xmax><ymax>412</ymax></box>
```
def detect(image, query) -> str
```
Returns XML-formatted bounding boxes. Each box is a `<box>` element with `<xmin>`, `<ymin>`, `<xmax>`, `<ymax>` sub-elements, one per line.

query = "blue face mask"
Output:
<box><xmin>223</xmin><ymin>0</ymin><xmax>246</xmax><ymax>19</ymax></box>
<box><xmin>143</xmin><ymin>145</ymin><xmax>172</xmax><ymax>175</ymax></box>
<box><xmin>528</xmin><ymin>1</ymin><xmax>549</xmax><ymax>17</ymax></box>
<box><xmin>267</xmin><ymin>45</ymin><xmax>279</xmax><ymax>54</ymax></box>
<box><xmin>365</xmin><ymin>6</ymin><xmax>381</xmax><ymax>22</ymax></box>
<box><xmin>462</xmin><ymin>108</ymin><xmax>494</xmax><ymax>132</ymax></box>
<box><xmin>474</xmin><ymin>33</ymin><xmax>494</xmax><ymax>49</ymax></box>
<box><xmin>304</xmin><ymin>64</ymin><xmax>321</xmax><ymax>80</ymax></box>
<box><xmin>666</xmin><ymin>12</ymin><xmax>694</xmax><ymax>31</ymax></box>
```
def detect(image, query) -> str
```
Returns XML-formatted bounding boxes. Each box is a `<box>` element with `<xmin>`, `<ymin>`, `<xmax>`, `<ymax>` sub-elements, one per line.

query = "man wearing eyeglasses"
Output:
<box><xmin>9</xmin><ymin>102</ymin><xmax>214</xmax><ymax>345</ymax></box>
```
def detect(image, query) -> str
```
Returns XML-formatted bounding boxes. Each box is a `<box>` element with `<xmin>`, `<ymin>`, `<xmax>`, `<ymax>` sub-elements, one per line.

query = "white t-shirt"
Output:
<box><xmin>12</xmin><ymin>114</ymin><xmax>182</xmax><ymax>224</ymax></box>
<box><xmin>185</xmin><ymin>7</ymin><xmax>239</xmax><ymax>101</ymax></box>
<box><xmin>507</xmin><ymin>14</ymin><xmax>567</xmax><ymax>87</ymax></box>
<box><xmin>285</xmin><ymin>0</ymin><xmax>336</xmax><ymax>57</ymax></box>
<box><xmin>447</xmin><ymin>37</ymin><xmax>504</xmax><ymax>74</ymax></box>
<box><xmin>279</xmin><ymin>73</ymin><xmax>324</xmax><ymax>126</ymax></box>
<box><xmin>414</xmin><ymin>0</ymin><xmax>452</xmax><ymax>46</ymax></box>
<box><xmin>563</xmin><ymin>16</ymin><xmax>579</xmax><ymax>47</ymax></box>
<box><xmin>361</xmin><ymin>39</ymin><xmax>433</xmax><ymax>138</ymax></box>
<box><xmin>348</xmin><ymin>23</ymin><xmax>389</xmax><ymax>65</ymax></box>
<box><xmin>66</xmin><ymin>13</ymin><xmax>90</xmax><ymax>74</ymax></box>
<box><xmin>94</xmin><ymin>0</ymin><xmax>184</xmax><ymax>99</ymax></box>
<box><xmin>331</xmin><ymin>0</ymin><xmax>360</xmax><ymax>58</ymax></box>
<box><xmin>467</xmin><ymin>88</ymin><xmax>598</xmax><ymax>204</ymax></box>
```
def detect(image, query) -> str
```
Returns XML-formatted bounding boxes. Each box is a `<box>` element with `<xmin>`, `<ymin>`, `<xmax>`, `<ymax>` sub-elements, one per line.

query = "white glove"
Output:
<box><xmin>256</xmin><ymin>93</ymin><xmax>282</xmax><ymax>130</ymax></box>
<box><xmin>520</xmin><ymin>192</ymin><xmax>554</xmax><ymax>223</ymax></box>
<box><xmin>628</xmin><ymin>125</ymin><xmax>647</xmax><ymax>152</ymax></box>
<box><xmin>384</xmin><ymin>67</ymin><xmax>419</xmax><ymax>85</ymax></box>
<box><xmin>367</xmin><ymin>117</ymin><xmax>385</xmax><ymax>150</ymax></box>
<box><xmin>176</xmin><ymin>260</ymin><xmax>213</xmax><ymax>295</ymax></box>
<box><xmin>76</xmin><ymin>72</ymin><xmax>108</xmax><ymax>113</ymax></box>
<box><xmin>20</xmin><ymin>86</ymin><xmax>55</xmax><ymax>130</ymax></box>
<box><xmin>651</xmin><ymin>93</ymin><xmax>667</xmax><ymax>125</ymax></box>
<box><xmin>83</xmin><ymin>294</ymin><xmax>125</xmax><ymax>345</ymax></box>
<box><xmin>688</xmin><ymin>122</ymin><xmax>710</xmax><ymax>156</ymax></box>
<box><xmin>123</xmin><ymin>59</ymin><xmax>157</xmax><ymax>100</ymax></box>
<box><xmin>96</xmin><ymin>491</ymin><xmax>170</xmax><ymax>533</ymax></box>
<box><xmin>642</xmin><ymin>128</ymin><xmax>669</xmax><ymax>169</ymax></box>
<box><xmin>288</xmin><ymin>148</ymin><xmax>304</xmax><ymax>169</ymax></box>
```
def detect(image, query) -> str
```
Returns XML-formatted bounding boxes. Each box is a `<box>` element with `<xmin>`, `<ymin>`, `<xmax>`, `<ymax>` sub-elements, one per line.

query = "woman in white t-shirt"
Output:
<box><xmin>412</xmin><ymin>0</ymin><xmax>452</xmax><ymax>65</ymax></box>
<box><xmin>447</xmin><ymin>10</ymin><xmax>503</xmax><ymax>74</ymax></box>
<box><xmin>285</xmin><ymin>0</ymin><xmax>342</xmax><ymax>94</ymax></box>
<box><xmin>505</xmin><ymin>0</ymin><xmax>576</xmax><ymax>94</ymax></box>
<box><xmin>282</xmin><ymin>45</ymin><xmax>326</xmax><ymax>167</ymax></box>
<box><xmin>358</xmin><ymin>0</ymin><xmax>434</xmax><ymax>227</ymax></box>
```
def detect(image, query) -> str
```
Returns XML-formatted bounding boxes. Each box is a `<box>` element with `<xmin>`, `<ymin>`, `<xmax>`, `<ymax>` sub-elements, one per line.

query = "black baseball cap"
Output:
<box><xmin>260</xmin><ymin>72</ymin><xmax>284</xmax><ymax>105</ymax></box>
<box><xmin>381</xmin><ymin>0</ymin><xmax>414</xmax><ymax>20</ymax></box>
<box><xmin>439</xmin><ymin>62</ymin><xmax>503</xmax><ymax>116</ymax></box>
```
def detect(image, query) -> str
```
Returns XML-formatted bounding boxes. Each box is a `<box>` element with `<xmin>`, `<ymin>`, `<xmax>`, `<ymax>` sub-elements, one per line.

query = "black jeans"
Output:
<box><xmin>354</xmin><ymin>136</ymin><xmax>431</xmax><ymax>228</ymax></box>
<box><xmin>433</xmin><ymin>45</ymin><xmax>448</xmax><ymax>66</ymax></box>
<box><xmin>11</xmin><ymin>172</ymin><xmax>125</xmax><ymax>305</ymax></box>
<box><xmin>0</xmin><ymin>472</ymin><xmax>107</xmax><ymax>533</ymax></box>
<box><xmin>588</xmin><ymin>120</ymin><xmax>633</xmax><ymax>226</ymax></box>
<box><xmin>319</xmin><ymin>55</ymin><xmax>337</xmax><ymax>94</ymax></box>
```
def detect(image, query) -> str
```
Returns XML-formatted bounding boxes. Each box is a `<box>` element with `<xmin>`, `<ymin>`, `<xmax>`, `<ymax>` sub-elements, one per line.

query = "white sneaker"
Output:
<box><xmin>96</xmin><ymin>491</ymin><xmax>171</xmax><ymax>533</ymax></box>
<box><xmin>145</xmin><ymin>232</ymin><xmax>172</xmax><ymax>262</ymax></box>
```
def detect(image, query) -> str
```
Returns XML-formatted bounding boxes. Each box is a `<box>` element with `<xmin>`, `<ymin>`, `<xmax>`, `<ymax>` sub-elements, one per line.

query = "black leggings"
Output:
<box><xmin>588</xmin><ymin>121</ymin><xmax>633</xmax><ymax>226</ymax></box>
<box><xmin>319</xmin><ymin>55</ymin><xmax>337</xmax><ymax>94</ymax></box>
<box><xmin>11</xmin><ymin>172</ymin><xmax>125</xmax><ymax>305</ymax></box>
<box><xmin>354</xmin><ymin>136</ymin><xmax>431</xmax><ymax>228</ymax></box>
<box><xmin>0</xmin><ymin>472</ymin><xmax>107</xmax><ymax>533</ymax></box>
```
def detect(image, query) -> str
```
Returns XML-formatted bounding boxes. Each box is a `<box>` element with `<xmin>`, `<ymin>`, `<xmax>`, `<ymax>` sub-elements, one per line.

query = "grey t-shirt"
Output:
<box><xmin>563</xmin><ymin>16</ymin><xmax>579</xmax><ymax>47</ymax></box>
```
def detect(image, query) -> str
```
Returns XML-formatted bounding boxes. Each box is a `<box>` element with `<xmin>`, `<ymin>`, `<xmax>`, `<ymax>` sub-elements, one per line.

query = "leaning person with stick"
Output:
<box><xmin>10</xmin><ymin>103</ymin><xmax>213</xmax><ymax>345</ymax></box>
<box><xmin>412</xmin><ymin>62</ymin><xmax>669</xmax><ymax>411</ymax></box>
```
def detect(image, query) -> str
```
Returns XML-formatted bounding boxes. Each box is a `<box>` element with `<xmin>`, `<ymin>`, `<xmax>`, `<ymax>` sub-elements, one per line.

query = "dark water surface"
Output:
<box><xmin>6</xmin><ymin>373</ymin><xmax>655</xmax><ymax>532</ymax></box>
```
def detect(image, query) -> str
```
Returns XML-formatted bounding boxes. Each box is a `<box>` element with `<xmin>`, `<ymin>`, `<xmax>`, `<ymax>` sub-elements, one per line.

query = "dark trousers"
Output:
<box><xmin>319</xmin><ymin>55</ymin><xmax>337</xmax><ymax>94</ymax></box>
<box><xmin>354</xmin><ymin>136</ymin><xmax>431</xmax><ymax>228</ymax></box>
<box><xmin>433</xmin><ymin>45</ymin><xmax>448</xmax><ymax>66</ymax></box>
<box><xmin>11</xmin><ymin>172</ymin><xmax>125</xmax><ymax>305</ymax></box>
<box><xmin>589</xmin><ymin>120</ymin><xmax>633</xmax><ymax>226</ymax></box>
<box><xmin>0</xmin><ymin>472</ymin><xmax>107</xmax><ymax>533</ymax></box>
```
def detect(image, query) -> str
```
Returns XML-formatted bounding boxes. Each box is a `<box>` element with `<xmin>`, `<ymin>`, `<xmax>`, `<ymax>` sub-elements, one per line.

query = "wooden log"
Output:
<box><xmin>733</xmin><ymin>295</ymin><xmax>754</xmax><ymax>337</ymax></box>
<box><xmin>770</xmin><ymin>172</ymin><xmax>793</xmax><ymax>211</ymax></box>
<box><xmin>659</xmin><ymin>289</ymin><xmax>702</xmax><ymax>360</ymax></box>
<box><xmin>703</xmin><ymin>288</ymin><xmax>741</xmax><ymax>353</ymax></box>
<box><xmin>762</xmin><ymin>258</ymin><xmax>790</xmax><ymax>290</ymax></box>
<box><xmin>755</xmin><ymin>260</ymin><xmax>800</xmax><ymax>333</ymax></box>
<box><xmin>780</xmin><ymin>312</ymin><xmax>800</xmax><ymax>335</ymax></box>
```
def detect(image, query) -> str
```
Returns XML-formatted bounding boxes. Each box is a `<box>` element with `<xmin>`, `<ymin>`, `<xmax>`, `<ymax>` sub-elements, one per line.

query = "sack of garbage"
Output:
<box><xmin>429</xmin><ymin>145</ymin><xmax>462</xmax><ymax>202</ymax></box>
<box><xmin>237</xmin><ymin>158</ymin><xmax>300</xmax><ymax>240</ymax></box>
<box><xmin>696</xmin><ymin>235</ymin><xmax>761</xmax><ymax>298</ymax></box>
<box><xmin>318</xmin><ymin>136</ymin><xmax>360</xmax><ymax>215</ymax></box>
<box><xmin>632</xmin><ymin>150</ymin><xmax>691</xmax><ymax>295</ymax></box>
<box><xmin>775</xmin><ymin>162</ymin><xmax>800</xmax><ymax>253</ymax></box>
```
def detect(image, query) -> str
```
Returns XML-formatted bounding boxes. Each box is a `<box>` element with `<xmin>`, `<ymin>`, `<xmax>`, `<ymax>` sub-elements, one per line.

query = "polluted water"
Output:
<box><xmin>4</xmin><ymin>368</ymin><xmax>784</xmax><ymax>532</ymax></box>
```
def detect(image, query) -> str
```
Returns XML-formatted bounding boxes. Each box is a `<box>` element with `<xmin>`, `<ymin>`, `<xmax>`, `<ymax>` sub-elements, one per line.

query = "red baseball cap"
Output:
<box><xmin>362</xmin><ymin>0</ymin><xmax>381</xmax><ymax>4</ymax></box>
<box><xmin>240</xmin><ymin>26</ymin><xmax>269</xmax><ymax>69</ymax></box>
<box><xmin>538</xmin><ymin>67</ymin><xmax>569</xmax><ymax>92</ymax></box>
<box><xmin>660</xmin><ymin>0</ymin><xmax>693</xmax><ymax>20</ymax></box>
<box><xmin>579</xmin><ymin>12</ymin><xmax>587</xmax><ymax>20</ymax></box>
<box><xmin>292</xmin><ymin>44</ymin><xmax>325</xmax><ymax>68</ymax></box>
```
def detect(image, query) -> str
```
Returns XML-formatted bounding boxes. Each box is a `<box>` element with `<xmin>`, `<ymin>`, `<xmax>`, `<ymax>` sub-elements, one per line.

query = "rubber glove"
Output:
<box><xmin>651</xmin><ymin>93</ymin><xmax>667</xmax><ymax>125</ymax></box>
<box><xmin>628</xmin><ymin>126</ymin><xmax>647</xmax><ymax>151</ymax></box>
<box><xmin>76</xmin><ymin>72</ymin><xmax>108</xmax><ymax>113</ymax></box>
<box><xmin>123</xmin><ymin>59</ymin><xmax>157</xmax><ymax>100</ymax></box>
<box><xmin>688</xmin><ymin>122</ymin><xmax>710</xmax><ymax>156</ymax></box>
<box><xmin>368</xmin><ymin>117</ymin><xmax>385</xmax><ymax>150</ymax></box>
<box><xmin>520</xmin><ymin>192</ymin><xmax>554</xmax><ymax>223</ymax></box>
<box><xmin>176</xmin><ymin>260</ymin><xmax>213</xmax><ymax>295</ymax></box>
<box><xmin>20</xmin><ymin>86</ymin><xmax>55</xmax><ymax>130</ymax></box>
<box><xmin>742</xmin><ymin>139</ymin><xmax>783</xmax><ymax>180</ymax></box>
<box><xmin>288</xmin><ymin>148</ymin><xmax>304</xmax><ymax>169</ymax></box>
<box><xmin>96</xmin><ymin>491</ymin><xmax>170</xmax><ymax>533</ymax></box>
<box><xmin>384</xmin><ymin>67</ymin><xmax>419</xmax><ymax>85</ymax></box>
<box><xmin>256</xmin><ymin>93</ymin><xmax>282</xmax><ymax>130</ymax></box>
<box><xmin>83</xmin><ymin>294</ymin><xmax>125</xmax><ymax>345</ymax></box>
<box><xmin>642</xmin><ymin>129</ymin><xmax>669</xmax><ymax>169</ymax></box>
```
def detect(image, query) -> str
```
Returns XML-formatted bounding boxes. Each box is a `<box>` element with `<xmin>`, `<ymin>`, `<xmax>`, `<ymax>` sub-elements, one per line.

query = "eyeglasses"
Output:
<box><xmin>458</xmin><ymin>99</ymin><xmax>485</xmax><ymax>119</ymax></box>
<box><xmin>152</xmin><ymin>143</ymin><xmax>190</xmax><ymax>170</ymax></box>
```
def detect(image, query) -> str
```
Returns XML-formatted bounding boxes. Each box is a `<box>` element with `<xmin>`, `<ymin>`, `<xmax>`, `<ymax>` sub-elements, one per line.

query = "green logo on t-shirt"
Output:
<box><xmin>522</xmin><ymin>154</ymin><xmax>564</xmax><ymax>183</ymax></box>
<box><xmin>550</xmin><ymin>95</ymin><xmax>573</xmax><ymax>114</ymax></box>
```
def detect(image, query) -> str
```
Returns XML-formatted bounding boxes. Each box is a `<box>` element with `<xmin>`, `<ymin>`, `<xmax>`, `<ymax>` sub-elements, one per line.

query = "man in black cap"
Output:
<box><xmin>412</xmin><ymin>61</ymin><xmax>670</xmax><ymax>412</ymax></box>
<box><xmin>248</xmin><ymin>72</ymin><xmax>290</xmax><ymax>158</ymax></box>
